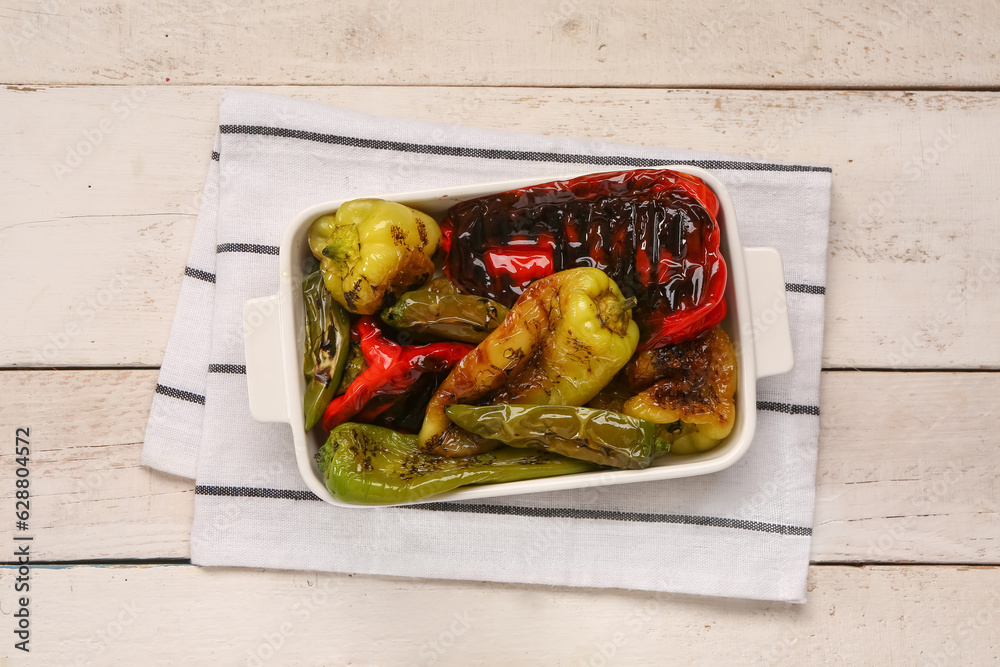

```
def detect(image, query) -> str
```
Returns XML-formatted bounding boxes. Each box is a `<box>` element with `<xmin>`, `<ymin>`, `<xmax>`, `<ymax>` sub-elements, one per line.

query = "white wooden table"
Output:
<box><xmin>2</xmin><ymin>1</ymin><xmax>999</xmax><ymax>663</ymax></box>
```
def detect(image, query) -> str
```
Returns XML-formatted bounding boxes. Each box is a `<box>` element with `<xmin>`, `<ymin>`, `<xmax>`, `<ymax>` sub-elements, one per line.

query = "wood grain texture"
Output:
<box><xmin>1</xmin><ymin>0</ymin><xmax>996</xmax><ymax>658</ymax></box>
<box><xmin>1</xmin><ymin>369</ymin><xmax>996</xmax><ymax>563</ymax></box>
<box><xmin>2</xmin><ymin>86</ymin><xmax>998</xmax><ymax>368</ymax></box>
<box><xmin>812</xmin><ymin>371</ymin><xmax>1000</xmax><ymax>563</ymax></box>
<box><xmin>0</xmin><ymin>370</ymin><xmax>195</xmax><ymax>559</ymax></box>
<box><xmin>2</xmin><ymin>0</ymin><xmax>999</xmax><ymax>88</ymax></box>
<box><xmin>4</xmin><ymin>563</ymin><xmax>999</xmax><ymax>664</ymax></box>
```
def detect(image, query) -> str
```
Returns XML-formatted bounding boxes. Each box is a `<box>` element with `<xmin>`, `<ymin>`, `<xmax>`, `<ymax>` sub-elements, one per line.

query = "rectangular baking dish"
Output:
<box><xmin>243</xmin><ymin>166</ymin><xmax>794</xmax><ymax>507</ymax></box>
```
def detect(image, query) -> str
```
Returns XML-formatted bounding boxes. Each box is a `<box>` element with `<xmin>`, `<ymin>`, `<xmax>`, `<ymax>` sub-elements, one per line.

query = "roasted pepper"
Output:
<box><xmin>321</xmin><ymin>317</ymin><xmax>472</xmax><ymax>431</ymax></box>
<box><xmin>317</xmin><ymin>422</ymin><xmax>598</xmax><ymax>505</ymax></box>
<box><xmin>441</xmin><ymin>169</ymin><xmax>727</xmax><ymax>349</ymax></box>
<box><xmin>416</xmin><ymin>275</ymin><xmax>459</xmax><ymax>294</ymax></box>
<box><xmin>446</xmin><ymin>404</ymin><xmax>670</xmax><ymax>470</ymax></box>
<box><xmin>335</xmin><ymin>342</ymin><xmax>367</xmax><ymax>395</ymax></box>
<box><xmin>366</xmin><ymin>373</ymin><xmax>442</xmax><ymax>433</ymax></box>
<box><xmin>308</xmin><ymin>198</ymin><xmax>442</xmax><ymax>315</ymax></box>
<box><xmin>585</xmin><ymin>377</ymin><xmax>633</xmax><ymax>414</ymax></box>
<box><xmin>381</xmin><ymin>289</ymin><xmax>509</xmax><ymax>344</ymax></box>
<box><xmin>418</xmin><ymin>267</ymin><xmax>640</xmax><ymax>457</ymax></box>
<box><xmin>623</xmin><ymin>326</ymin><xmax>737</xmax><ymax>454</ymax></box>
<box><xmin>302</xmin><ymin>271</ymin><xmax>351</xmax><ymax>429</ymax></box>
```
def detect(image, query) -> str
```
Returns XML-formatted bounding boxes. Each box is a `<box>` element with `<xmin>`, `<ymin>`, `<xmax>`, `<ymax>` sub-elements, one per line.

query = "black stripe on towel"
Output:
<box><xmin>211</xmin><ymin>151</ymin><xmax>220</xmax><ymax>161</ymax></box>
<box><xmin>786</xmin><ymin>283</ymin><xmax>826</xmax><ymax>295</ymax></box>
<box><xmin>413</xmin><ymin>503</ymin><xmax>812</xmax><ymax>536</ymax></box>
<box><xmin>218</xmin><ymin>125</ymin><xmax>832</xmax><ymax>173</ymax></box>
<box><xmin>155</xmin><ymin>384</ymin><xmax>206</xmax><ymax>405</ymax></box>
<box><xmin>208</xmin><ymin>364</ymin><xmax>247</xmax><ymax>374</ymax></box>
<box><xmin>757</xmin><ymin>401</ymin><xmax>820</xmax><ymax>416</ymax></box>
<box><xmin>184</xmin><ymin>267</ymin><xmax>216</xmax><ymax>283</ymax></box>
<box><xmin>216</xmin><ymin>243</ymin><xmax>280</xmax><ymax>255</ymax></box>
<box><xmin>193</xmin><ymin>485</ymin><xmax>811</xmax><ymax>536</ymax></box>
<box><xmin>196</xmin><ymin>486</ymin><xmax>320</xmax><ymax>501</ymax></box>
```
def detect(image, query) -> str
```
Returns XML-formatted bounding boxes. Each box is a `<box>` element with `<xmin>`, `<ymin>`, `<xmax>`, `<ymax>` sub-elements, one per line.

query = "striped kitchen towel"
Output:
<box><xmin>142</xmin><ymin>90</ymin><xmax>831</xmax><ymax>603</ymax></box>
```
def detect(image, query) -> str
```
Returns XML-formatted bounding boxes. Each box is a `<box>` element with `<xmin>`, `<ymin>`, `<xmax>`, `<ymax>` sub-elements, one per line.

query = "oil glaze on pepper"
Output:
<box><xmin>624</xmin><ymin>326</ymin><xmax>738</xmax><ymax>454</ymax></box>
<box><xmin>321</xmin><ymin>317</ymin><xmax>473</xmax><ymax>431</ymax></box>
<box><xmin>446</xmin><ymin>403</ymin><xmax>670</xmax><ymax>470</ymax></box>
<box><xmin>316</xmin><ymin>422</ymin><xmax>597</xmax><ymax>505</ymax></box>
<box><xmin>441</xmin><ymin>168</ymin><xmax>727</xmax><ymax>349</ymax></box>
<box><xmin>418</xmin><ymin>267</ymin><xmax>639</xmax><ymax>457</ymax></box>
<box><xmin>302</xmin><ymin>271</ymin><xmax>351</xmax><ymax>429</ymax></box>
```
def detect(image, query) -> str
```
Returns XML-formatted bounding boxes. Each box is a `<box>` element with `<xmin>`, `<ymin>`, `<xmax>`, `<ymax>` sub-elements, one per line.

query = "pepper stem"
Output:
<box><xmin>321</xmin><ymin>226</ymin><xmax>358</xmax><ymax>266</ymax></box>
<box><xmin>596</xmin><ymin>294</ymin><xmax>637</xmax><ymax>336</ymax></box>
<box><xmin>322</xmin><ymin>240</ymin><xmax>348</xmax><ymax>262</ymax></box>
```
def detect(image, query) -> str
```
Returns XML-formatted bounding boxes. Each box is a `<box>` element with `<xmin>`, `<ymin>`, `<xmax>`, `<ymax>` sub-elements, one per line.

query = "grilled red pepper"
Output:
<box><xmin>441</xmin><ymin>168</ymin><xmax>727</xmax><ymax>349</ymax></box>
<box><xmin>321</xmin><ymin>317</ymin><xmax>473</xmax><ymax>431</ymax></box>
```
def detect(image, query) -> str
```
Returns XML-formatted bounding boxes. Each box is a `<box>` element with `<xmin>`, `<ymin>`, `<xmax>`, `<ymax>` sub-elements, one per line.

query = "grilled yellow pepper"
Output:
<box><xmin>623</xmin><ymin>326</ymin><xmax>737</xmax><ymax>454</ymax></box>
<box><xmin>419</xmin><ymin>267</ymin><xmax>640</xmax><ymax>456</ymax></box>
<box><xmin>308</xmin><ymin>199</ymin><xmax>442</xmax><ymax>315</ymax></box>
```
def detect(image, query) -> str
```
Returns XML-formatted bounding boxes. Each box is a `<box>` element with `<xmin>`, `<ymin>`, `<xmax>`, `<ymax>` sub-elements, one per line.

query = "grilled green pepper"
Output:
<box><xmin>308</xmin><ymin>198</ymin><xmax>443</xmax><ymax>315</ymax></box>
<box><xmin>335</xmin><ymin>342</ymin><xmax>367</xmax><ymax>395</ymax></box>
<box><xmin>416</xmin><ymin>275</ymin><xmax>459</xmax><ymax>294</ymax></box>
<box><xmin>302</xmin><ymin>271</ymin><xmax>351</xmax><ymax>429</ymax></box>
<box><xmin>316</xmin><ymin>422</ymin><xmax>597</xmax><ymax>505</ymax></box>
<box><xmin>419</xmin><ymin>267</ymin><xmax>640</xmax><ymax>457</ymax></box>
<box><xmin>446</xmin><ymin>404</ymin><xmax>670</xmax><ymax>470</ymax></box>
<box><xmin>381</xmin><ymin>290</ymin><xmax>509</xmax><ymax>344</ymax></box>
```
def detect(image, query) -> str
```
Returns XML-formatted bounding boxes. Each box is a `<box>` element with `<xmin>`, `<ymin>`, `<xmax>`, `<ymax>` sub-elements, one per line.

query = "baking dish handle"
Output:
<box><xmin>243</xmin><ymin>294</ymin><xmax>290</xmax><ymax>423</ymax></box>
<box><xmin>743</xmin><ymin>247</ymin><xmax>795</xmax><ymax>379</ymax></box>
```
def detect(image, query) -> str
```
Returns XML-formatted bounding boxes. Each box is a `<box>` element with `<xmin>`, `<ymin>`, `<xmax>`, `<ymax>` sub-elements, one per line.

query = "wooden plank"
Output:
<box><xmin>0</xmin><ymin>371</ymin><xmax>195</xmax><ymax>559</ymax></box>
<box><xmin>2</xmin><ymin>86</ymin><xmax>998</xmax><ymax>368</ymax></box>
<box><xmin>2</xmin><ymin>1</ymin><xmax>999</xmax><ymax>88</ymax></box>
<box><xmin>812</xmin><ymin>371</ymin><xmax>1000</xmax><ymax>563</ymax></box>
<box><xmin>0</xmin><ymin>369</ymin><xmax>996</xmax><ymax>563</ymax></box>
<box><xmin>4</xmin><ymin>563</ymin><xmax>999</xmax><ymax>664</ymax></box>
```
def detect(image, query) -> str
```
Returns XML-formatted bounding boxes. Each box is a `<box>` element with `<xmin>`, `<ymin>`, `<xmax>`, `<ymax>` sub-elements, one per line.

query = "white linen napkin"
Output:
<box><xmin>142</xmin><ymin>90</ymin><xmax>831</xmax><ymax>603</ymax></box>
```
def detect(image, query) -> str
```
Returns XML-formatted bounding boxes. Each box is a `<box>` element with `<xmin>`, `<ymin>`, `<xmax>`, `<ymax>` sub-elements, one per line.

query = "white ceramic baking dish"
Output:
<box><xmin>243</xmin><ymin>166</ymin><xmax>794</xmax><ymax>507</ymax></box>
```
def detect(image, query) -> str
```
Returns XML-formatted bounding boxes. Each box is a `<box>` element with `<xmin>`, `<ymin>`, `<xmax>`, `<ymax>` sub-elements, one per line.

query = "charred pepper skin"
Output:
<box><xmin>446</xmin><ymin>404</ymin><xmax>670</xmax><ymax>470</ymax></box>
<box><xmin>362</xmin><ymin>373</ymin><xmax>443</xmax><ymax>433</ymax></box>
<box><xmin>308</xmin><ymin>198</ymin><xmax>442</xmax><ymax>315</ymax></box>
<box><xmin>418</xmin><ymin>267</ymin><xmax>640</xmax><ymax>457</ymax></box>
<box><xmin>316</xmin><ymin>422</ymin><xmax>598</xmax><ymax>505</ymax></box>
<box><xmin>302</xmin><ymin>271</ymin><xmax>351</xmax><ymax>430</ymax></box>
<box><xmin>623</xmin><ymin>326</ymin><xmax>738</xmax><ymax>454</ymax></box>
<box><xmin>441</xmin><ymin>168</ymin><xmax>727</xmax><ymax>349</ymax></box>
